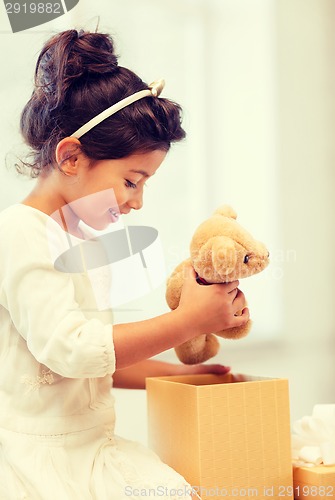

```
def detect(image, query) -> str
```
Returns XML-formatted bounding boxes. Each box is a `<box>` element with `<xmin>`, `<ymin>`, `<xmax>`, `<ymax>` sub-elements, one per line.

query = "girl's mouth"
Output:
<box><xmin>108</xmin><ymin>208</ymin><xmax>120</xmax><ymax>222</ymax></box>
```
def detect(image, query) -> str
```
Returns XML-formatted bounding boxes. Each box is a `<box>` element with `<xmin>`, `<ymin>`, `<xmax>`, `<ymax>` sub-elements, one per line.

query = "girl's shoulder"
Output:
<box><xmin>0</xmin><ymin>204</ymin><xmax>64</xmax><ymax>252</ymax></box>
<box><xmin>0</xmin><ymin>203</ymin><xmax>49</xmax><ymax>228</ymax></box>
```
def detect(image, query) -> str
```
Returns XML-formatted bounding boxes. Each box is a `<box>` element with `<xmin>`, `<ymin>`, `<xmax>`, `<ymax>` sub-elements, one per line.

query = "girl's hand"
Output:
<box><xmin>113</xmin><ymin>360</ymin><xmax>231</xmax><ymax>389</ymax></box>
<box><xmin>177</xmin><ymin>265</ymin><xmax>249</xmax><ymax>336</ymax></box>
<box><xmin>173</xmin><ymin>363</ymin><xmax>231</xmax><ymax>377</ymax></box>
<box><xmin>112</xmin><ymin>266</ymin><xmax>249</xmax><ymax>369</ymax></box>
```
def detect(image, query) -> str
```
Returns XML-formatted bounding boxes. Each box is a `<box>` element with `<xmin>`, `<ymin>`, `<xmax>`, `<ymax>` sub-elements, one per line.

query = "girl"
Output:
<box><xmin>0</xmin><ymin>29</ymin><xmax>249</xmax><ymax>499</ymax></box>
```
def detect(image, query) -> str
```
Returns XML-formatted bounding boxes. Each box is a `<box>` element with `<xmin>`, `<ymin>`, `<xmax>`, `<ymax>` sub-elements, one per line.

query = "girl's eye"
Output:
<box><xmin>125</xmin><ymin>179</ymin><xmax>137</xmax><ymax>189</ymax></box>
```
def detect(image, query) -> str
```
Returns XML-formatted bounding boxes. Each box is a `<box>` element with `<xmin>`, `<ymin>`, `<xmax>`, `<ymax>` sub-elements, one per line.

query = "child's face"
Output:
<box><xmin>63</xmin><ymin>149</ymin><xmax>166</xmax><ymax>230</ymax></box>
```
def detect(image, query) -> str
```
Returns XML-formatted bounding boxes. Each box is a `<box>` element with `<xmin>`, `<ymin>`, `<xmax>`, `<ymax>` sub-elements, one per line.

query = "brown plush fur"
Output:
<box><xmin>166</xmin><ymin>205</ymin><xmax>269</xmax><ymax>364</ymax></box>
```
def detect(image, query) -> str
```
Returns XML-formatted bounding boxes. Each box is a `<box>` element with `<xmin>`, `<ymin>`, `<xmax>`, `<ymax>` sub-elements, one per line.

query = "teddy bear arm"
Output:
<box><xmin>165</xmin><ymin>258</ymin><xmax>192</xmax><ymax>310</ymax></box>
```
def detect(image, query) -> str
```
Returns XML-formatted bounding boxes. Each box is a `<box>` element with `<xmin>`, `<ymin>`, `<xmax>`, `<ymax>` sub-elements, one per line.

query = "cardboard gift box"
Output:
<box><xmin>293</xmin><ymin>465</ymin><xmax>335</xmax><ymax>499</ymax></box>
<box><xmin>146</xmin><ymin>373</ymin><xmax>293</xmax><ymax>500</ymax></box>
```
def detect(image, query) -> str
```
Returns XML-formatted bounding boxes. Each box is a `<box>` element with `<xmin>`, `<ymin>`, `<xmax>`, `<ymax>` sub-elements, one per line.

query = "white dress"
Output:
<box><xmin>0</xmin><ymin>204</ymin><xmax>192</xmax><ymax>500</ymax></box>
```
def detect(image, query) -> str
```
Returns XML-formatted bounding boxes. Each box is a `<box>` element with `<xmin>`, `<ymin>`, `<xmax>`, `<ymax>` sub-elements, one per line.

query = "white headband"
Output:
<box><xmin>70</xmin><ymin>79</ymin><xmax>165</xmax><ymax>139</ymax></box>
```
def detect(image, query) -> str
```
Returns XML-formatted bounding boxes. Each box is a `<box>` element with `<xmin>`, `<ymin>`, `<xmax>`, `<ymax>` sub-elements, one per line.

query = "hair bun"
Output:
<box><xmin>35</xmin><ymin>29</ymin><xmax>118</xmax><ymax>109</ymax></box>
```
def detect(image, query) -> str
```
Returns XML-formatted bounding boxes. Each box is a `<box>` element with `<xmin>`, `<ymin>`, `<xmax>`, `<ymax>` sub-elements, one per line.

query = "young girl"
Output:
<box><xmin>0</xmin><ymin>29</ymin><xmax>249</xmax><ymax>499</ymax></box>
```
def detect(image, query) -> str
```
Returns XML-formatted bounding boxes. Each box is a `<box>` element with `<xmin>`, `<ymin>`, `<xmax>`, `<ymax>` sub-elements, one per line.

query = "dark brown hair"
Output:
<box><xmin>19</xmin><ymin>29</ymin><xmax>186</xmax><ymax>177</ymax></box>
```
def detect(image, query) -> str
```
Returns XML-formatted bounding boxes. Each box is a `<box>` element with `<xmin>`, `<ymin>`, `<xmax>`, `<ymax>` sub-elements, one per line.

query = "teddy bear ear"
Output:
<box><xmin>213</xmin><ymin>205</ymin><xmax>237</xmax><ymax>220</ymax></box>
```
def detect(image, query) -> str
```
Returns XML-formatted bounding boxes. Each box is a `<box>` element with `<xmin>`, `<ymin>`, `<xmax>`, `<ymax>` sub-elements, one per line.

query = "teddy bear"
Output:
<box><xmin>166</xmin><ymin>205</ymin><xmax>269</xmax><ymax>364</ymax></box>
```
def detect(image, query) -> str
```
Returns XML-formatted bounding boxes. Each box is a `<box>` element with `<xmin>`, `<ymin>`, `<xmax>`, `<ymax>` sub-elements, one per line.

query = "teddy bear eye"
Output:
<box><xmin>244</xmin><ymin>255</ymin><xmax>250</xmax><ymax>264</ymax></box>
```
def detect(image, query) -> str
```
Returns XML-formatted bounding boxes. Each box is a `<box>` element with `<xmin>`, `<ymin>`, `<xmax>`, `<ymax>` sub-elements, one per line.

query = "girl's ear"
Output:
<box><xmin>55</xmin><ymin>137</ymin><xmax>82</xmax><ymax>176</ymax></box>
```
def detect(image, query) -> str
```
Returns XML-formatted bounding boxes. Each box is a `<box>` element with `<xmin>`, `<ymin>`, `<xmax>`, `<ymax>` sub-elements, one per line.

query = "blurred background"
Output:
<box><xmin>0</xmin><ymin>0</ymin><xmax>334</xmax><ymax>444</ymax></box>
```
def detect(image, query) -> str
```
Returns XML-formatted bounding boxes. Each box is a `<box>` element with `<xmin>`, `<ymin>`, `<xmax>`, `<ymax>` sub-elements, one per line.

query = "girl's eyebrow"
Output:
<box><xmin>129</xmin><ymin>169</ymin><xmax>151</xmax><ymax>178</ymax></box>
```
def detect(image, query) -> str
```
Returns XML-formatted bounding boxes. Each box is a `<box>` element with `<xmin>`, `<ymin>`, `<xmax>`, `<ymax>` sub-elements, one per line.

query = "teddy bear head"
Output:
<box><xmin>190</xmin><ymin>205</ymin><xmax>269</xmax><ymax>284</ymax></box>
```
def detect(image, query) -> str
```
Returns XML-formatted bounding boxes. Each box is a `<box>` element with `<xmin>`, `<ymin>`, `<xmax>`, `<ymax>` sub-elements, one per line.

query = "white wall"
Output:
<box><xmin>111</xmin><ymin>0</ymin><xmax>335</xmax><ymax>433</ymax></box>
<box><xmin>0</xmin><ymin>0</ymin><xmax>334</xmax><ymax>444</ymax></box>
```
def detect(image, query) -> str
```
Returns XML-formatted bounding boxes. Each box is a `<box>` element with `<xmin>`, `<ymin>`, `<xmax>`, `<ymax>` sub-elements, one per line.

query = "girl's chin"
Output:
<box><xmin>80</xmin><ymin>219</ymin><xmax>111</xmax><ymax>232</ymax></box>
<box><xmin>79</xmin><ymin>210</ymin><xmax>121</xmax><ymax>231</ymax></box>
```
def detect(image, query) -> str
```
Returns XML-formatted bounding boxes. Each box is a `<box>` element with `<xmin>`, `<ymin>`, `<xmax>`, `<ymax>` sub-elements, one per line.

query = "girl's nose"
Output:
<box><xmin>128</xmin><ymin>191</ymin><xmax>143</xmax><ymax>210</ymax></box>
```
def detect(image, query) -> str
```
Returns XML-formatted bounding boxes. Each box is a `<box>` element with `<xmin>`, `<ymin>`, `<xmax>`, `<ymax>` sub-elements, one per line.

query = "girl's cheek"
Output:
<box><xmin>115</xmin><ymin>188</ymin><xmax>128</xmax><ymax>205</ymax></box>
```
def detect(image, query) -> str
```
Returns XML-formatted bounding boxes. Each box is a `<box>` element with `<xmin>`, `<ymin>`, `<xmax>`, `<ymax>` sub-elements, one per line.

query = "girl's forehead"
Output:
<box><xmin>124</xmin><ymin>150</ymin><xmax>167</xmax><ymax>173</ymax></box>
<box><xmin>129</xmin><ymin>169</ymin><xmax>151</xmax><ymax>178</ymax></box>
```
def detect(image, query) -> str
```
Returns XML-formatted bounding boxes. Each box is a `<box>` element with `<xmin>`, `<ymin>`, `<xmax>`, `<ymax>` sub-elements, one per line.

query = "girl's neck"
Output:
<box><xmin>22</xmin><ymin>185</ymin><xmax>82</xmax><ymax>239</ymax></box>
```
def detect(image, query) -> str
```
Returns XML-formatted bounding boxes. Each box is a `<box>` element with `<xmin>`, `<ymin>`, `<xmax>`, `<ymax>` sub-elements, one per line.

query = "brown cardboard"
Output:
<box><xmin>146</xmin><ymin>373</ymin><xmax>293</xmax><ymax>500</ymax></box>
<box><xmin>293</xmin><ymin>465</ymin><xmax>335</xmax><ymax>499</ymax></box>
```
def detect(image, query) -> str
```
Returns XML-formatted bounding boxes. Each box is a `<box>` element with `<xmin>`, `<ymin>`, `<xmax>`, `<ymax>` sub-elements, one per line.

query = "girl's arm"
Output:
<box><xmin>112</xmin><ymin>359</ymin><xmax>231</xmax><ymax>389</ymax></box>
<box><xmin>112</xmin><ymin>266</ymin><xmax>249</xmax><ymax>369</ymax></box>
